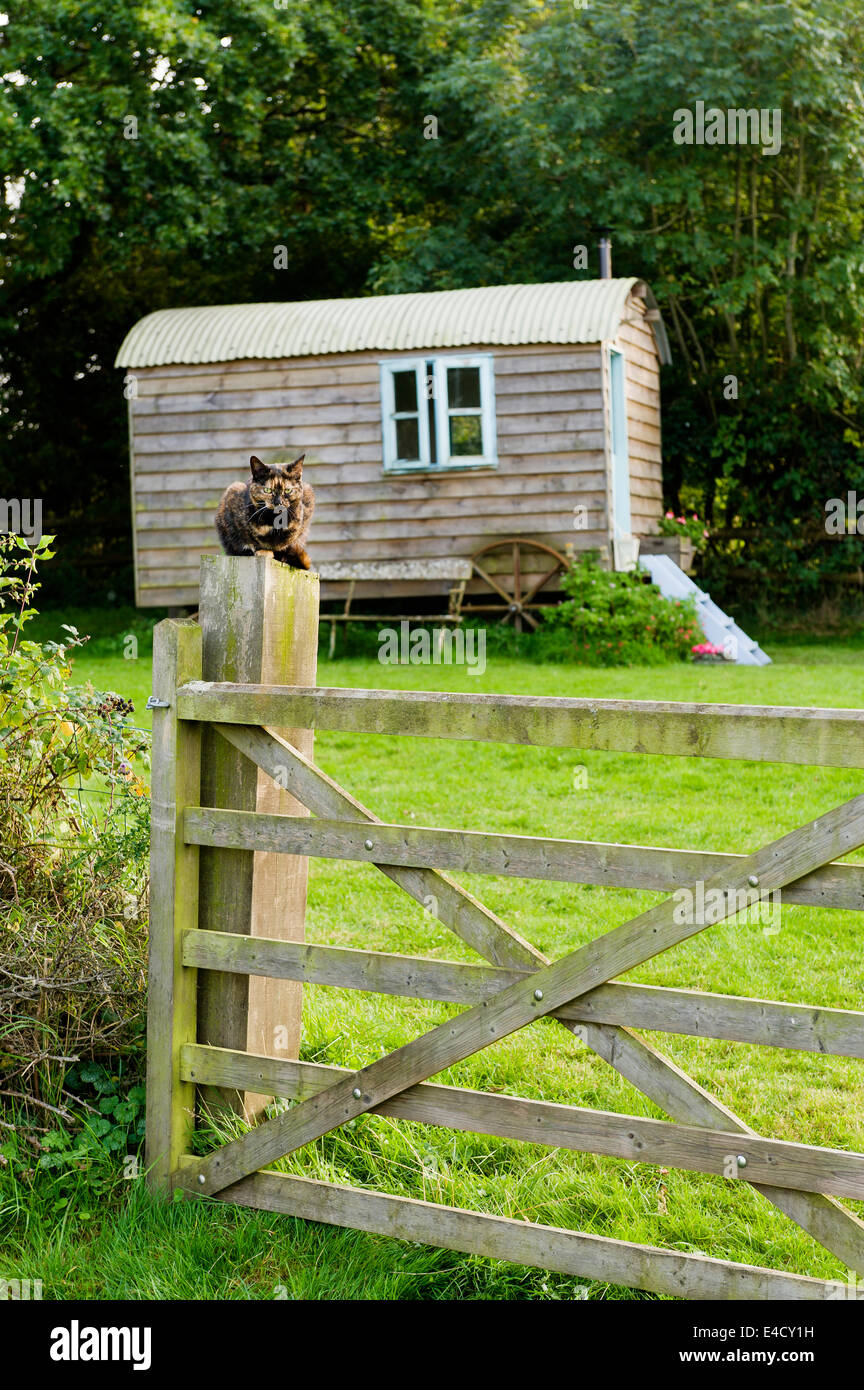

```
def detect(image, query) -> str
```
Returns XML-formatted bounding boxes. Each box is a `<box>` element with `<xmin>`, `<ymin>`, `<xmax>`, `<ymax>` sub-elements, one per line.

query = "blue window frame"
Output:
<box><xmin>380</xmin><ymin>356</ymin><xmax>497</xmax><ymax>472</ymax></box>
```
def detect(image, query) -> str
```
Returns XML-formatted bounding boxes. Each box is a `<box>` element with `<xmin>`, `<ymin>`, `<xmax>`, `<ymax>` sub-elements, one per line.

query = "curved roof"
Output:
<box><xmin>115</xmin><ymin>277</ymin><xmax>671</xmax><ymax>369</ymax></box>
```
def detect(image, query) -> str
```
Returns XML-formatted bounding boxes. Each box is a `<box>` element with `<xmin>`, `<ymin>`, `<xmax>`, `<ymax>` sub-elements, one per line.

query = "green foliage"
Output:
<box><xmin>0</xmin><ymin>538</ymin><xmax>150</xmax><ymax>1129</ymax></box>
<box><xmin>0</xmin><ymin>1066</ymin><xmax>145</xmax><ymax>1230</ymax></box>
<box><xmin>657</xmin><ymin>510</ymin><xmax>709</xmax><ymax>552</ymax></box>
<box><xmin>539</xmin><ymin>555</ymin><xmax>701</xmax><ymax>666</ymax></box>
<box><xmin>3</xmin><ymin>1</ymin><xmax>864</xmax><ymax>606</ymax></box>
<box><xmin>43</xmin><ymin>1064</ymin><xmax>146</xmax><ymax>1160</ymax></box>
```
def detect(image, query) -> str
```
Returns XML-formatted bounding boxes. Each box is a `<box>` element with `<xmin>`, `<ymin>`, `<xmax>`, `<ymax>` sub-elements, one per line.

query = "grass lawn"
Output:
<box><xmin>4</xmin><ymin>608</ymin><xmax>864</xmax><ymax>1300</ymax></box>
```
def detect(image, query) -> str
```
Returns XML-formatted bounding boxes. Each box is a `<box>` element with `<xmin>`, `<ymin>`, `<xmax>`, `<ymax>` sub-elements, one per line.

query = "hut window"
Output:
<box><xmin>380</xmin><ymin>356</ymin><xmax>496</xmax><ymax>472</ymax></box>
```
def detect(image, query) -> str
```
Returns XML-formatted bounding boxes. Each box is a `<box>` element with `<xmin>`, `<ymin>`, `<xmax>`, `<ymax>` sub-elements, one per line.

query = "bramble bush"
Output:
<box><xmin>0</xmin><ymin>535</ymin><xmax>150</xmax><ymax>1168</ymax></box>
<box><xmin>537</xmin><ymin>553</ymin><xmax>701</xmax><ymax>666</ymax></box>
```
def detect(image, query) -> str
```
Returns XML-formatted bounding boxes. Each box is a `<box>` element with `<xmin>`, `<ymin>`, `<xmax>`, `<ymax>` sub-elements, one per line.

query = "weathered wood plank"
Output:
<box><xmin>132</xmin><ymin>343</ymin><xmax>600</xmax><ymax>385</ymax></box>
<box><xmin>181</xmin><ymin>932</ymin><xmax>864</xmax><ymax>1059</ymax></box>
<box><xmin>140</xmin><ymin>541</ymin><xmax>577</xmax><ymax>583</ymax></box>
<box><xmin>176</xmin><ymin>1162</ymin><xmax>849</xmax><ymax>1301</ymax></box>
<box><xmin>136</xmin><ymin>513</ymin><xmax>581</xmax><ymax>574</ymax></box>
<box><xmin>132</xmin><ymin>393</ymin><xmax>605</xmax><ymax>434</ymax></box>
<box><xmin>316</xmin><ymin>559</ymin><xmax>472</xmax><ymax>582</ymax></box>
<box><xmin>137</xmin><ymin>506</ymin><xmax>585</xmax><ymax>555</ymax></box>
<box><xmin>134</xmin><ymin>363</ymin><xmax>382</xmax><ymax>393</ymax></box>
<box><xmin>134</xmin><ymin>422</ymin><xmax>383</xmax><ymax>453</ymax></box>
<box><xmin>182</xmin><ymin>808</ymin><xmax>864</xmax><ymax>913</ymax></box>
<box><xmin>134</xmin><ymin>489</ymin><xmax>594</xmax><ymax>542</ymax></box>
<box><xmin>196</xmin><ymin>556</ymin><xmax>319</xmax><ymax>1119</ymax></box>
<box><xmin>134</xmin><ymin>463</ymin><xmax>605</xmax><ymax>524</ymax></box>
<box><xmin>179</xmin><ymin>1044</ymin><xmax>864</xmax><ymax>1200</ymax></box>
<box><xmin>567</xmin><ymin>982</ymin><xmax>864</xmax><ymax>1057</ymax></box>
<box><xmin>138</xmin><ymin>585</ymin><xmax>199</xmax><ymax>607</ymax></box>
<box><xmin>177</xmin><ymin>793</ymin><xmax>864</xmax><ymax>1196</ymax></box>
<box><xmin>133</xmin><ymin>403</ymin><xmax>383</xmax><ymax>433</ymax></box>
<box><xmin>145</xmin><ymin>619</ymin><xmax>203</xmax><ymax>1191</ymax></box>
<box><xmin>177</xmin><ymin>685</ymin><xmax>864</xmax><ymax>767</ymax></box>
<box><xmin>132</xmin><ymin>384</ymin><xmax>382</xmax><ymax>414</ymax></box>
<box><xmin>133</xmin><ymin>451</ymin><xmax>606</xmax><ymax>487</ymax></box>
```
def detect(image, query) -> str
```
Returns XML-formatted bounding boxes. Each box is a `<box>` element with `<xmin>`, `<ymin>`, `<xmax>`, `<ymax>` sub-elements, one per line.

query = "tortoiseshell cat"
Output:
<box><xmin>215</xmin><ymin>454</ymin><xmax>315</xmax><ymax>569</ymax></box>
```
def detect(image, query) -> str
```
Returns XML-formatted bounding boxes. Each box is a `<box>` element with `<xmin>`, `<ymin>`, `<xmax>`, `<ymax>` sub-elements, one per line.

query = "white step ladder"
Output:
<box><xmin>639</xmin><ymin>552</ymin><xmax>771</xmax><ymax>666</ymax></box>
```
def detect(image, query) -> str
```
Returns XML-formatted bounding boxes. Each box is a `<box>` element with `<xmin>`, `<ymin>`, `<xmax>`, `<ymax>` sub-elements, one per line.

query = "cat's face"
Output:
<box><xmin>248</xmin><ymin>455</ymin><xmax>305</xmax><ymax>515</ymax></box>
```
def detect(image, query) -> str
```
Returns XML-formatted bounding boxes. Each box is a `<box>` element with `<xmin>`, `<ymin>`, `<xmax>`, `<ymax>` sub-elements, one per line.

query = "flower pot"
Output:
<box><xmin>612</xmin><ymin>535</ymin><xmax>641</xmax><ymax>572</ymax></box>
<box><xmin>639</xmin><ymin>534</ymin><xmax>695</xmax><ymax>572</ymax></box>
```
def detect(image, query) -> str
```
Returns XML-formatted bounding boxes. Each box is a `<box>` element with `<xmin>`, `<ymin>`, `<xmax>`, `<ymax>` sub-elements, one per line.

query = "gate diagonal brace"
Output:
<box><xmin>195</xmin><ymin>725</ymin><xmax>864</xmax><ymax>1275</ymax></box>
<box><xmin>177</xmin><ymin>763</ymin><xmax>864</xmax><ymax>1225</ymax></box>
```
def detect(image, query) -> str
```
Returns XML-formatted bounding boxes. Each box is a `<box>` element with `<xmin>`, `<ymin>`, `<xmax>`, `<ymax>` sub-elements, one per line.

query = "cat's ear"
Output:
<box><xmin>250</xmin><ymin>456</ymin><xmax>269</xmax><ymax>482</ymax></box>
<box><xmin>284</xmin><ymin>454</ymin><xmax>305</xmax><ymax>478</ymax></box>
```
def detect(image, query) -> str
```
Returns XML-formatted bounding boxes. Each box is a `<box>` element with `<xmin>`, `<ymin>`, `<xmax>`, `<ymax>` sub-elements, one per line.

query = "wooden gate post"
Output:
<box><xmin>197</xmin><ymin>554</ymin><xmax>319</xmax><ymax>1118</ymax></box>
<box><xmin>146</xmin><ymin>618</ymin><xmax>203</xmax><ymax>1190</ymax></box>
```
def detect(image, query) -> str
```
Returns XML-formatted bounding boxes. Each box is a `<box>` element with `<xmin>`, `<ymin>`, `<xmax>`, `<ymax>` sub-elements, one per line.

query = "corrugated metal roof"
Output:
<box><xmin>115</xmin><ymin>278</ymin><xmax>671</xmax><ymax>368</ymax></box>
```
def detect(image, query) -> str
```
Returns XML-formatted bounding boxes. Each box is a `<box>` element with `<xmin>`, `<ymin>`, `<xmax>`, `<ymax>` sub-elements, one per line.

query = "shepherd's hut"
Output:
<box><xmin>115</xmin><ymin>277</ymin><xmax>671</xmax><ymax>620</ymax></box>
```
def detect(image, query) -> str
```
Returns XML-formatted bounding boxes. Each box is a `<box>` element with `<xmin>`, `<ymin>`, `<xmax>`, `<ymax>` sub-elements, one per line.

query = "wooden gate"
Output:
<box><xmin>146</xmin><ymin>558</ymin><xmax>864</xmax><ymax>1300</ymax></box>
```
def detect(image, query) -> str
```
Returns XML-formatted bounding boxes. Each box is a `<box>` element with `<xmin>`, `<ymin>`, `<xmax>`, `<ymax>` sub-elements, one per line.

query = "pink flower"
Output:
<box><xmin>665</xmin><ymin>509</ymin><xmax>674</xmax><ymax>518</ymax></box>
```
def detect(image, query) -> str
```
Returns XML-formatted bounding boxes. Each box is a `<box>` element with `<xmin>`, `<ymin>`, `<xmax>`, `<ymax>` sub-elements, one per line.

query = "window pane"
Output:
<box><xmin>395</xmin><ymin>416</ymin><xmax>420</xmax><ymax>460</ymax></box>
<box><xmin>449</xmin><ymin>415</ymin><xmax>483</xmax><ymax>456</ymax></box>
<box><xmin>393</xmin><ymin>370</ymin><xmax>417</xmax><ymax>413</ymax></box>
<box><xmin>447</xmin><ymin>366</ymin><xmax>481</xmax><ymax>409</ymax></box>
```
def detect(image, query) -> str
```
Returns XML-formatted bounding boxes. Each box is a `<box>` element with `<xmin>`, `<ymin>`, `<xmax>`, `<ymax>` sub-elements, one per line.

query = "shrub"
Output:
<box><xmin>0</xmin><ymin>536</ymin><xmax>150</xmax><ymax>1148</ymax></box>
<box><xmin>538</xmin><ymin>553</ymin><xmax>702</xmax><ymax>666</ymax></box>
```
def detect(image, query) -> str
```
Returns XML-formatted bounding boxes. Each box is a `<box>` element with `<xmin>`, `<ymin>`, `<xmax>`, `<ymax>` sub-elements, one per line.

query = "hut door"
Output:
<box><xmin>609</xmin><ymin>348</ymin><xmax>631</xmax><ymax>541</ymax></box>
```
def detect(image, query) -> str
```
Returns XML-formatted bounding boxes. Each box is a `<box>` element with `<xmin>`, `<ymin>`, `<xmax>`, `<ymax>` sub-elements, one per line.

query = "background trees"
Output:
<box><xmin>2</xmin><ymin>0</ymin><xmax>862</xmax><ymax>607</ymax></box>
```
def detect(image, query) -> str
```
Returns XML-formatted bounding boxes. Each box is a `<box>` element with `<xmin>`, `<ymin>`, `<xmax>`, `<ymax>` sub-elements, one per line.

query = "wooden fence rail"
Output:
<box><xmin>147</xmin><ymin>555</ymin><xmax>864</xmax><ymax>1301</ymax></box>
<box><xmin>176</xmin><ymin>682</ymin><xmax>864</xmax><ymax>767</ymax></box>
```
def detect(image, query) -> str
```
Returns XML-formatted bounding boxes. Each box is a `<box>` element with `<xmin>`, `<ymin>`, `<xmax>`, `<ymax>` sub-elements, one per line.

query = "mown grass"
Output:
<box><xmin>3</xmin><ymin>609</ymin><xmax>864</xmax><ymax>1299</ymax></box>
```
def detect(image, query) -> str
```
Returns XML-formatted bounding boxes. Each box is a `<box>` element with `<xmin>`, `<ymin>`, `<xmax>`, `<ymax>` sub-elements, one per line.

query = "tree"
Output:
<box><xmin>2</xmin><ymin>0</ymin><xmax>863</xmax><ymax>609</ymax></box>
<box><xmin>0</xmin><ymin>0</ymin><xmax>445</xmax><ymax>598</ymax></box>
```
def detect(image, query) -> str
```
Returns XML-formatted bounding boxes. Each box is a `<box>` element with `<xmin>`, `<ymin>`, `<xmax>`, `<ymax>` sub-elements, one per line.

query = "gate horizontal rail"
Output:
<box><xmin>181</xmin><ymin>930</ymin><xmax>864</xmax><ymax>1059</ymax></box>
<box><xmin>182</xmin><ymin>803</ymin><xmax>864</xmax><ymax>910</ymax></box>
<box><xmin>178</xmin><ymin>1044</ymin><xmax>864</xmax><ymax>1199</ymax></box>
<box><xmin>175</xmin><ymin>1159</ymin><xmax>845</xmax><ymax>1303</ymax></box>
<box><xmin>176</xmin><ymin>681</ymin><xmax>864</xmax><ymax>767</ymax></box>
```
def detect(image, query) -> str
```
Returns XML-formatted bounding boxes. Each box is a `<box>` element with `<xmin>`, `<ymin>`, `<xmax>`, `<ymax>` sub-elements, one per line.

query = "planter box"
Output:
<box><xmin>639</xmin><ymin>534</ymin><xmax>695</xmax><ymax>572</ymax></box>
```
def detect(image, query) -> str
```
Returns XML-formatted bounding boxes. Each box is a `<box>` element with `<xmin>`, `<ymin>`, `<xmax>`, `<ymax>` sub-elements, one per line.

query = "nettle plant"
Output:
<box><xmin>0</xmin><ymin>535</ymin><xmax>150</xmax><ymax>1144</ymax></box>
<box><xmin>542</xmin><ymin>553</ymin><xmax>701</xmax><ymax>666</ymax></box>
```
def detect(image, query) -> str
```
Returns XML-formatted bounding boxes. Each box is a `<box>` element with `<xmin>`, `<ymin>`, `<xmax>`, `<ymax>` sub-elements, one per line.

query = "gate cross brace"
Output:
<box><xmin>175</xmin><ymin>724</ymin><xmax>864</xmax><ymax>1277</ymax></box>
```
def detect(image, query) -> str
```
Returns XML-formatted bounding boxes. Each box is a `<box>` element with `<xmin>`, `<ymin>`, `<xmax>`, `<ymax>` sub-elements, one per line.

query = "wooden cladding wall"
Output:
<box><xmin>129</xmin><ymin>332</ymin><xmax>663</xmax><ymax>607</ymax></box>
<box><xmin>617</xmin><ymin>299</ymin><xmax>663</xmax><ymax>538</ymax></box>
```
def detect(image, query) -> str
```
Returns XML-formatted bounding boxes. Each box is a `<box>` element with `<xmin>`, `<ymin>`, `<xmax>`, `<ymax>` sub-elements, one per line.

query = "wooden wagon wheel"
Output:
<box><xmin>462</xmin><ymin>539</ymin><xmax>569</xmax><ymax>631</ymax></box>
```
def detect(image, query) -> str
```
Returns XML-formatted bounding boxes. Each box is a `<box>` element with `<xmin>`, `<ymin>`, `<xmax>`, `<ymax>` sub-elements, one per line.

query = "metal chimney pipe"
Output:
<box><xmin>599</xmin><ymin>236</ymin><xmax>612</xmax><ymax>279</ymax></box>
